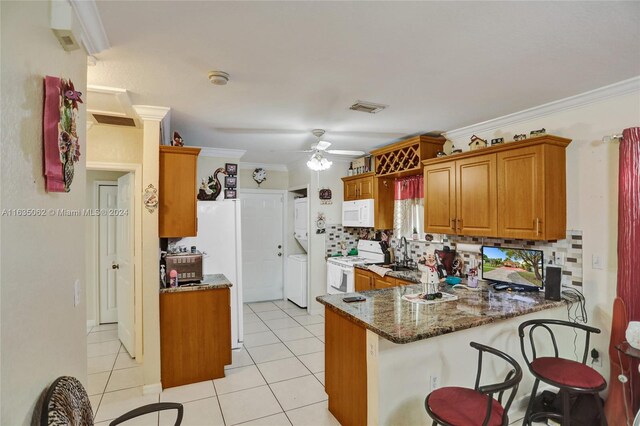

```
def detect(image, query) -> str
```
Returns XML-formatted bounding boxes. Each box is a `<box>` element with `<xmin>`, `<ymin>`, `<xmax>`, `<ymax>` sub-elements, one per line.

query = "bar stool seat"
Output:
<box><xmin>427</xmin><ymin>387</ymin><xmax>504</xmax><ymax>426</ymax></box>
<box><xmin>530</xmin><ymin>357</ymin><xmax>606</xmax><ymax>389</ymax></box>
<box><xmin>424</xmin><ymin>342</ymin><xmax>522</xmax><ymax>426</ymax></box>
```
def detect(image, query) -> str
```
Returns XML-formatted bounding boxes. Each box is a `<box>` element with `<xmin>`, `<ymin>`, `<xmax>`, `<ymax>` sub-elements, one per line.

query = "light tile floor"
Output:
<box><xmin>87</xmin><ymin>300</ymin><xmax>528</xmax><ymax>425</ymax></box>
<box><xmin>87</xmin><ymin>300</ymin><xmax>339</xmax><ymax>425</ymax></box>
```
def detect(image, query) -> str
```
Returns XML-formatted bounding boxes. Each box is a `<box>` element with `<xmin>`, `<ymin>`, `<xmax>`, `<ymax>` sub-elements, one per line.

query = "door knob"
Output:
<box><xmin>112</xmin><ymin>264</ymin><xmax>120</xmax><ymax>270</ymax></box>
<box><xmin>278</xmin><ymin>253</ymin><xmax>282</xmax><ymax>257</ymax></box>
<box><xmin>278</xmin><ymin>245</ymin><xmax>282</xmax><ymax>249</ymax></box>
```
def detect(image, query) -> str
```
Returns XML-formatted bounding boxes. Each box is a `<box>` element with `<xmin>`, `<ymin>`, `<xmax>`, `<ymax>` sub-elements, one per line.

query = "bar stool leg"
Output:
<box><xmin>594</xmin><ymin>392</ymin><xmax>607</xmax><ymax>426</ymax></box>
<box><xmin>522</xmin><ymin>378</ymin><xmax>540</xmax><ymax>426</ymax></box>
<box><xmin>561</xmin><ymin>390</ymin><xmax>571</xmax><ymax>426</ymax></box>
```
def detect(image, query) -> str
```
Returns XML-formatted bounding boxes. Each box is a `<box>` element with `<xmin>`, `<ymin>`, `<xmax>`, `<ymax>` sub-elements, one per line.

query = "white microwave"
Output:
<box><xmin>342</xmin><ymin>199</ymin><xmax>374</xmax><ymax>227</ymax></box>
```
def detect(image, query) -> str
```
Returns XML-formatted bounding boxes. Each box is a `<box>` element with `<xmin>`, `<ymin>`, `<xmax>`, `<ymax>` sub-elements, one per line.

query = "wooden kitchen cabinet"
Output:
<box><xmin>355</xmin><ymin>268</ymin><xmax>373</xmax><ymax>291</ymax></box>
<box><xmin>373</xmin><ymin>276</ymin><xmax>396</xmax><ymax>290</ymax></box>
<box><xmin>343</xmin><ymin>173</ymin><xmax>374</xmax><ymax>201</ymax></box>
<box><xmin>424</xmin><ymin>153</ymin><xmax>496</xmax><ymax>237</ymax></box>
<box><xmin>160</xmin><ymin>287</ymin><xmax>231</xmax><ymax>388</ymax></box>
<box><xmin>497</xmin><ymin>143</ymin><xmax>567</xmax><ymax>240</ymax></box>
<box><xmin>423</xmin><ymin>135</ymin><xmax>571</xmax><ymax>240</ymax></box>
<box><xmin>159</xmin><ymin>146</ymin><xmax>201</xmax><ymax>238</ymax></box>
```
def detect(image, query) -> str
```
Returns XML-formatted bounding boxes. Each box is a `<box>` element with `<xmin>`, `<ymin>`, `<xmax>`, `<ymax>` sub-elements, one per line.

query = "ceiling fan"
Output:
<box><xmin>290</xmin><ymin>129</ymin><xmax>366</xmax><ymax>171</ymax></box>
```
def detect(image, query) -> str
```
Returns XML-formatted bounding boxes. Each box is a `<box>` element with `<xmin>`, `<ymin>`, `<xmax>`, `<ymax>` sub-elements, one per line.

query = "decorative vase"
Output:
<box><xmin>626</xmin><ymin>321</ymin><xmax>640</xmax><ymax>349</ymax></box>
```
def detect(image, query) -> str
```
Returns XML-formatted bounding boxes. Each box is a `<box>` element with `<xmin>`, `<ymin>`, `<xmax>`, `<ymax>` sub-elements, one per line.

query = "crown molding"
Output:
<box><xmin>196</xmin><ymin>147</ymin><xmax>246</xmax><ymax>159</ymax></box>
<box><xmin>132</xmin><ymin>105</ymin><xmax>170</xmax><ymax>121</ymax></box>
<box><xmin>69</xmin><ymin>0</ymin><xmax>110</xmax><ymax>55</ymax></box>
<box><xmin>444</xmin><ymin>76</ymin><xmax>640</xmax><ymax>141</ymax></box>
<box><xmin>240</xmin><ymin>162</ymin><xmax>288</xmax><ymax>172</ymax></box>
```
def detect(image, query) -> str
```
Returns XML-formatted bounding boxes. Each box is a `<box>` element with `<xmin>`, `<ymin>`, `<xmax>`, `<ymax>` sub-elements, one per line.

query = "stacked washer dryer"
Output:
<box><xmin>286</xmin><ymin>197</ymin><xmax>308</xmax><ymax>307</ymax></box>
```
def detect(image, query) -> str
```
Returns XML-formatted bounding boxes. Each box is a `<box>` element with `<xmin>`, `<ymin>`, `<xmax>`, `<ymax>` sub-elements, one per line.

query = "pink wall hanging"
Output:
<box><xmin>43</xmin><ymin>76</ymin><xmax>82</xmax><ymax>192</ymax></box>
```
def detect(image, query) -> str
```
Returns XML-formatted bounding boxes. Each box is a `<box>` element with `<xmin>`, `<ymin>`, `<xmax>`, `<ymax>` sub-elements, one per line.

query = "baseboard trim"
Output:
<box><xmin>142</xmin><ymin>383</ymin><xmax>162</xmax><ymax>395</ymax></box>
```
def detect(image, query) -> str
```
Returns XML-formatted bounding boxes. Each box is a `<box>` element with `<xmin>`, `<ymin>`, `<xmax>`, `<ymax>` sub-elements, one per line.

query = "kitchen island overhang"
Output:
<box><xmin>317</xmin><ymin>283</ymin><xmax>570</xmax><ymax>426</ymax></box>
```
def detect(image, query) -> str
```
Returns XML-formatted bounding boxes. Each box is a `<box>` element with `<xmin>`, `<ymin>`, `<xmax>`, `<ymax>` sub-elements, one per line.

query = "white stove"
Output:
<box><xmin>326</xmin><ymin>240</ymin><xmax>386</xmax><ymax>294</ymax></box>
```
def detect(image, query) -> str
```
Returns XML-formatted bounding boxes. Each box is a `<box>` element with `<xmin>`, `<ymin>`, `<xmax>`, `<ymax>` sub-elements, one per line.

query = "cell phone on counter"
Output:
<box><xmin>343</xmin><ymin>296</ymin><xmax>366</xmax><ymax>303</ymax></box>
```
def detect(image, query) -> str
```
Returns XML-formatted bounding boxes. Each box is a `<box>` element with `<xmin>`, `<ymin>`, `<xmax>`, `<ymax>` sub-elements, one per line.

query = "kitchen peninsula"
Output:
<box><xmin>160</xmin><ymin>274</ymin><xmax>232</xmax><ymax>388</ymax></box>
<box><xmin>317</xmin><ymin>279</ymin><xmax>567</xmax><ymax>425</ymax></box>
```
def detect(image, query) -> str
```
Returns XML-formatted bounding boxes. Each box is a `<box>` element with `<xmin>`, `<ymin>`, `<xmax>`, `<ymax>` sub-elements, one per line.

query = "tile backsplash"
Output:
<box><xmin>325</xmin><ymin>226</ymin><xmax>583</xmax><ymax>287</ymax></box>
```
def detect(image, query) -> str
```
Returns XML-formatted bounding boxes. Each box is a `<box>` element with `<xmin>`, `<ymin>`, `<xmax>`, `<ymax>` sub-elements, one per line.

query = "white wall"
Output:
<box><xmin>444</xmin><ymin>86</ymin><xmax>640</xmax><ymax>381</ymax></box>
<box><xmin>86</xmin><ymin>125</ymin><xmax>143</xmax><ymax>164</ymax></box>
<box><xmin>288</xmin><ymin>160</ymin><xmax>348</xmax><ymax>313</ymax></box>
<box><xmin>1</xmin><ymin>1</ymin><xmax>88</xmax><ymax>423</ymax></box>
<box><xmin>85</xmin><ymin>170</ymin><xmax>127</xmax><ymax>327</ymax></box>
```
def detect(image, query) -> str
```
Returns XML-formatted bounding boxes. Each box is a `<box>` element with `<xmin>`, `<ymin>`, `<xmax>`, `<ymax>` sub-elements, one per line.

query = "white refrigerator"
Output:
<box><xmin>180</xmin><ymin>200</ymin><xmax>243</xmax><ymax>349</ymax></box>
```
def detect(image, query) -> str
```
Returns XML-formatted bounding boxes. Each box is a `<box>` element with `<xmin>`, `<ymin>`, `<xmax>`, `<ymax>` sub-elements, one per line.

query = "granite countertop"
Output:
<box><xmin>354</xmin><ymin>263</ymin><xmax>422</xmax><ymax>283</ymax></box>
<box><xmin>316</xmin><ymin>282</ymin><xmax>566</xmax><ymax>344</ymax></box>
<box><xmin>160</xmin><ymin>274</ymin><xmax>232</xmax><ymax>294</ymax></box>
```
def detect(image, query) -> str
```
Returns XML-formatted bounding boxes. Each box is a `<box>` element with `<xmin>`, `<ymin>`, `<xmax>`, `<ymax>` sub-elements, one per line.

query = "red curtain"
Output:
<box><xmin>617</xmin><ymin>127</ymin><xmax>640</xmax><ymax>411</ymax></box>
<box><xmin>617</xmin><ymin>127</ymin><xmax>640</xmax><ymax>322</ymax></box>
<box><xmin>394</xmin><ymin>175</ymin><xmax>423</xmax><ymax>200</ymax></box>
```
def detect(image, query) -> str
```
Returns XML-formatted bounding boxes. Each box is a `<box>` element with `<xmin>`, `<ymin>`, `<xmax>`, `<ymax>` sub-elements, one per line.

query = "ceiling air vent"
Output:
<box><xmin>92</xmin><ymin>114</ymin><xmax>136</xmax><ymax>127</ymax></box>
<box><xmin>349</xmin><ymin>100</ymin><xmax>387</xmax><ymax>114</ymax></box>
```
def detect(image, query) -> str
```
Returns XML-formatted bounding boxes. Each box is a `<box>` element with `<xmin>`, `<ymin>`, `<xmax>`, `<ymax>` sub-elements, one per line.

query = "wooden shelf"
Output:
<box><xmin>371</xmin><ymin>135</ymin><xmax>445</xmax><ymax>177</ymax></box>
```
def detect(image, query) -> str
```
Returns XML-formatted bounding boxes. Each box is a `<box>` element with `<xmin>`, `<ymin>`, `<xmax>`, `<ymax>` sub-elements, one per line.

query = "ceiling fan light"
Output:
<box><xmin>307</xmin><ymin>153</ymin><xmax>332</xmax><ymax>171</ymax></box>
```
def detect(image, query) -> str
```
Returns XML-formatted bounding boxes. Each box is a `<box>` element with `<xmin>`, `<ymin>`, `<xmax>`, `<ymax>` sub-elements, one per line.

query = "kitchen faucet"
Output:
<box><xmin>400</xmin><ymin>236</ymin><xmax>409</xmax><ymax>267</ymax></box>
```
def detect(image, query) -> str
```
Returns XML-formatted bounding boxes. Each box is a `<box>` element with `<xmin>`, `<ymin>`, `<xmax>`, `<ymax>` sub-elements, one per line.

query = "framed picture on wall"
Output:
<box><xmin>225</xmin><ymin>176</ymin><xmax>237</xmax><ymax>189</ymax></box>
<box><xmin>225</xmin><ymin>163</ymin><xmax>238</xmax><ymax>176</ymax></box>
<box><xmin>225</xmin><ymin>189</ymin><xmax>237</xmax><ymax>199</ymax></box>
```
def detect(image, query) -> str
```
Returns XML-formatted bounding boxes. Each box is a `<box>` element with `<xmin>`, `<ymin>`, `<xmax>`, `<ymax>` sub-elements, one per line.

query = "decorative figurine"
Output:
<box><xmin>491</xmin><ymin>137</ymin><xmax>504</xmax><ymax>145</ymax></box>
<box><xmin>172</xmin><ymin>131</ymin><xmax>185</xmax><ymax>147</ymax></box>
<box><xmin>469</xmin><ymin>135</ymin><xmax>488</xmax><ymax>150</ymax></box>
<box><xmin>198</xmin><ymin>167</ymin><xmax>227</xmax><ymax>201</ymax></box>
<box><xmin>418</xmin><ymin>252</ymin><xmax>442</xmax><ymax>299</ymax></box>
<box><xmin>451</xmin><ymin>144</ymin><xmax>463</xmax><ymax>154</ymax></box>
<box><xmin>514</xmin><ymin>134</ymin><xmax>527</xmax><ymax>142</ymax></box>
<box><xmin>452</xmin><ymin>254</ymin><xmax>464</xmax><ymax>277</ymax></box>
<box><xmin>436</xmin><ymin>151</ymin><xmax>447</xmax><ymax>158</ymax></box>
<box><xmin>467</xmin><ymin>267</ymin><xmax>479</xmax><ymax>288</ymax></box>
<box><xmin>530</xmin><ymin>128</ymin><xmax>546</xmax><ymax>138</ymax></box>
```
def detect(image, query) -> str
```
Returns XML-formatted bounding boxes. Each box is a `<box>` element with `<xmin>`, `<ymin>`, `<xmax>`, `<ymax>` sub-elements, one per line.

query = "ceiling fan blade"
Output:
<box><xmin>269</xmin><ymin>149</ymin><xmax>313</xmax><ymax>153</ymax></box>
<box><xmin>326</xmin><ymin>149</ymin><xmax>366</xmax><ymax>156</ymax></box>
<box><xmin>315</xmin><ymin>140</ymin><xmax>332</xmax><ymax>151</ymax></box>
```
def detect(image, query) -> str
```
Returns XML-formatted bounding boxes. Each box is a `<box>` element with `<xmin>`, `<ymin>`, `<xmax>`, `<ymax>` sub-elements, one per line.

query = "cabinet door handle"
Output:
<box><xmin>451</xmin><ymin>218</ymin><xmax>457</xmax><ymax>230</ymax></box>
<box><xmin>535</xmin><ymin>218</ymin><xmax>541</xmax><ymax>236</ymax></box>
<box><xmin>457</xmin><ymin>218</ymin><xmax>463</xmax><ymax>231</ymax></box>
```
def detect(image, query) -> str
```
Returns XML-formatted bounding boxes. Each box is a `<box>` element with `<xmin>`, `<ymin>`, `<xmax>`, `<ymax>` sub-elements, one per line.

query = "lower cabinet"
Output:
<box><xmin>160</xmin><ymin>288</ymin><xmax>232</xmax><ymax>388</ymax></box>
<box><xmin>355</xmin><ymin>268</ymin><xmax>414</xmax><ymax>291</ymax></box>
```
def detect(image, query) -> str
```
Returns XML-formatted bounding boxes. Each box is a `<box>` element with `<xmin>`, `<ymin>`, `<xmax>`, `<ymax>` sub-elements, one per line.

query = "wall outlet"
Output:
<box><xmin>430</xmin><ymin>375</ymin><xmax>440</xmax><ymax>392</ymax></box>
<box><xmin>554</xmin><ymin>252</ymin><xmax>565</xmax><ymax>266</ymax></box>
<box><xmin>74</xmin><ymin>279</ymin><xmax>80</xmax><ymax>307</ymax></box>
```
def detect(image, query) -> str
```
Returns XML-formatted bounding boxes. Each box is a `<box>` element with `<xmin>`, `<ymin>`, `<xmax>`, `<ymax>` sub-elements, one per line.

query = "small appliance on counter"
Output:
<box><xmin>164</xmin><ymin>252</ymin><xmax>203</xmax><ymax>285</ymax></box>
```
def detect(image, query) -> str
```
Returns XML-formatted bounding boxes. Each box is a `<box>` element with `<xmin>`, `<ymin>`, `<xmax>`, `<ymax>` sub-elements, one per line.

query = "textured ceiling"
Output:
<box><xmin>89</xmin><ymin>1</ymin><xmax>640</xmax><ymax>163</ymax></box>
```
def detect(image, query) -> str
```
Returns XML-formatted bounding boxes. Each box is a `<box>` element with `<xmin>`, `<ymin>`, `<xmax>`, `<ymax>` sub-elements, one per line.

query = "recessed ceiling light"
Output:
<box><xmin>349</xmin><ymin>100</ymin><xmax>387</xmax><ymax>114</ymax></box>
<box><xmin>208</xmin><ymin>71</ymin><xmax>230</xmax><ymax>86</ymax></box>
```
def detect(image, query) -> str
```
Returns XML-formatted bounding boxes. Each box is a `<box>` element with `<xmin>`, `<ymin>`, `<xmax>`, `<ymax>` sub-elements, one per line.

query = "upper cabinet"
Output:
<box><xmin>343</xmin><ymin>172</ymin><xmax>374</xmax><ymax>201</ymax></box>
<box><xmin>159</xmin><ymin>146</ymin><xmax>201</xmax><ymax>238</ymax></box>
<box><xmin>424</xmin><ymin>153</ymin><xmax>496</xmax><ymax>236</ymax></box>
<box><xmin>423</xmin><ymin>135</ymin><xmax>571</xmax><ymax>240</ymax></box>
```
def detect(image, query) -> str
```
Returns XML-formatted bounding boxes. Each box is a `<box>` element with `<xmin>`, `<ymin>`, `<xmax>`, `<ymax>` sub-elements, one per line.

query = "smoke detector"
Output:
<box><xmin>208</xmin><ymin>71</ymin><xmax>230</xmax><ymax>86</ymax></box>
<box><xmin>349</xmin><ymin>100</ymin><xmax>387</xmax><ymax>114</ymax></box>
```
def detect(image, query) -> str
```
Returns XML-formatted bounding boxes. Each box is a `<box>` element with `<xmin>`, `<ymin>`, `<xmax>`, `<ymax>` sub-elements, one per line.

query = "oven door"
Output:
<box><xmin>326</xmin><ymin>261</ymin><xmax>354</xmax><ymax>294</ymax></box>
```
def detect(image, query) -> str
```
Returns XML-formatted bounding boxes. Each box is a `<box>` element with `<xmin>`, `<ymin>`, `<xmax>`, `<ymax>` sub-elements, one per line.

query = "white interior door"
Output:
<box><xmin>116</xmin><ymin>173</ymin><xmax>135</xmax><ymax>356</ymax></box>
<box><xmin>241</xmin><ymin>192</ymin><xmax>284</xmax><ymax>302</ymax></box>
<box><xmin>99</xmin><ymin>185</ymin><xmax>118</xmax><ymax>324</ymax></box>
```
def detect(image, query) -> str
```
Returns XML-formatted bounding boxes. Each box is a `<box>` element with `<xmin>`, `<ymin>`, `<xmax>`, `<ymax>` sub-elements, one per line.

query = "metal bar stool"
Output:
<box><xmin>424</xmin><ymin>341</ymin><xmax>523</xmax><ymax>426</ymax></box>
<box><xmin>518</xmin><ymin>319</ymin><xmax>607</xmax><ymax>426</ymax></box>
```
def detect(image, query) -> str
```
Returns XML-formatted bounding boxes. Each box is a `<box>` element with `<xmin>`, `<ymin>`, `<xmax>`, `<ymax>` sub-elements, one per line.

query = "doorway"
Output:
<box><xmin>240</xmin><ymin>190</ymin><xmax>286</xmax><ymax>303</ymax></box>
<box><xmin>86</xmin><ymin>167</ymin><xmax>139</xmax><ymax>358</ymax></box>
